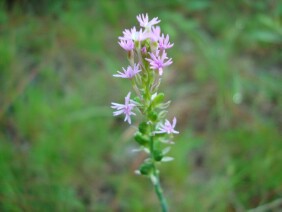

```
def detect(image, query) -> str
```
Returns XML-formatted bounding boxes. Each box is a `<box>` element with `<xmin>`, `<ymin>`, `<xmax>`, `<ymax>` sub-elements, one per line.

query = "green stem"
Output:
<box><xmin>150</xmin><ymin>135</ymin><xmax>168</xmax><ymax>212</ymax></box>
<box><xmin>151</xmin><ymin>167</ymin><xmax>168</xmax><ymax>212</ymax></box>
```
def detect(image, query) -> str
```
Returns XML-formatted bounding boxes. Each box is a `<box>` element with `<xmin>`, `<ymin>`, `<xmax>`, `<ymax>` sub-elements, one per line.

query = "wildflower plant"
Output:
<box><xmin>111</xmin><ymin>13</ymin><xmax>178</xmax><ymax>212</ymax></box>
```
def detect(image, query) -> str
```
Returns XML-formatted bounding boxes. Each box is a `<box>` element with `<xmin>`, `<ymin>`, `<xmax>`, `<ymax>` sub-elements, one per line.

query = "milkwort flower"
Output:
<box><xmin>111</xmin><ymin>92</ymin><xmax>136</xmax><ymax>124</ymax></box>
<box><xmin>158</xmin><ymin>34</ymin><xmax>174</xmax><ymax>50</ymax></box>
<box><xmin>150</xmin><ymin>26</ymin><xmax>161</xmax><ymax>42</ymax></box>
<box><xmin>155</xmin><ymin>117</ymin><xmax>179</xmax><ymax>134</ymax></box>
<box><xmin>146</xmin><ymin>50</ymin><xmax>173</xmax><ymax>75</ymax></box>
<box><xmin>119</xmin><ymin>27</ymin><xmax>148</xmax><ymax>42</ymax></box>
<box><xmin>118</xmin><ymin>39</ymin><xmax>134</xmax><ymax>51</ymax></box>
<box><xmin>113</xmin><ymin>64</ymin><xmax>141</xmax><ymax>78</ymax></box>
<box><xmin>137</xmin><ymin>13</ymin><xmax>160</xmax><ymax>29</ymax></box>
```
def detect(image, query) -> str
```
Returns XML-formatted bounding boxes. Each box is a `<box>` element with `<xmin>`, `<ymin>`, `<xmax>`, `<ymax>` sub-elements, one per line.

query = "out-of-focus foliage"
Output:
<box><xmin>0</xmin><ymin>0</ymin><xmax>281</xmax><ymax>211</ymax></box>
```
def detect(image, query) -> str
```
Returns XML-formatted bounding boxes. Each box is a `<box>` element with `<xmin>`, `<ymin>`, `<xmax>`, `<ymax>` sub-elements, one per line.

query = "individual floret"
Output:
<box><xmin>158</xmin><ymin>34</ymin><xmax>174</xmax><ymax>50</ymax></box>
<box><xmin>113</xmin><ymin>64</ymin><xmax>141</xmax><ymax>79</ymax></box>
<box><xmin>137</xmin><ymin>13</ymin><xmax>160</xmax><ymax>29</ymax></box>
<box><xmin>155</xmin><ymin>117</ymin><xmax>179</xmax><ymax>134</ymax></box>
<box><xmin>118</xmin><ymin>39</ymin><xmax>134</xmax><ymax>51</ymax></box>
<box><xmin>145</xmin><ymin>50</ymin><xmax>173</xmax><ymax>75</ymax></box>
<box><xmin>111</xmin><ymin>92</ymin><xmax>136</xmax><ymax>124</ymax></box>
<box><xmin>150</xmin><ymin>26</ymin><xmax>161</xmax><ymax>42</ymax></box>
<box><xmin>119</xmin><ymin>27</ymin><xmax>148</xmax><ymax>42</ymax></box>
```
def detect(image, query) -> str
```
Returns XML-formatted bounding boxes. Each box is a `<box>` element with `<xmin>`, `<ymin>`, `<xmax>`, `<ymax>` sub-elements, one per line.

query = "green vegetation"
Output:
<box><xmin>0</xmin><ymin>0</ymin><xmax>281</xmax><ymax>211</ymax></box>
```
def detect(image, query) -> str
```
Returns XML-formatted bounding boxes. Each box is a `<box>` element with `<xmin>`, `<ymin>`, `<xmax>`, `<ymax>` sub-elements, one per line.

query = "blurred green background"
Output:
<box><xmin>0</xmin><ymin>0</ymin><xmax>282</xmax><ymax>211</ymax></box>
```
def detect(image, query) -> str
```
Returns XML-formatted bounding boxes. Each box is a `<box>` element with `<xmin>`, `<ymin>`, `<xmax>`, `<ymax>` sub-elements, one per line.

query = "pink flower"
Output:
<box><xmin>158</xmin><ymin>34</ymin><xmax>174</xmax><ymax>50</ymax></box>
<box><xmin>118</xmin><ymin>39</ymin><xmax>134</xmax><ymax>51</ymax></box>
<box><xmin>150</xmin><ymin>26</ymin><xmax>161</xmax><ymax>42</ymax></box>
<box><xmin>145</xmin><ymin>50</ymin><xmax>173</xmax><ymax>75</ymax></box>
<box><xmin>119</xmin><ymin>27</ymin><xmax>147</xmax><ymax>42</ymax></box>
<box><xmin>137</xmin><ymin>13</ymin><xmax>160</xmax><ymax>29</ymax></box>
<box><xmin>113</xmin><ymin>64</ymin><xmax>141</xmax><ymax>78</ymax></box>
<box><xmin>111</xmin><ymin>92</ymin><xmax>136</xmax><ymax>124</ymax></box>
<box><xmin>155</xmin><ymin>117</ymin><xmax>179</xmax><ymax>134</ymax></box>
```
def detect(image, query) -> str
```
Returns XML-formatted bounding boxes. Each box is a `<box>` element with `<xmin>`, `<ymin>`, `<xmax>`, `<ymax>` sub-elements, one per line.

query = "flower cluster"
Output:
<box><xmin>111</xmin><ymin>13</ymin><xmax>178</xmax><ymax>175</ymax></box>
<box><xmin>111</xmin><ymin>13</ymin><xmax>178</xmax><ymax>211</ymax></box>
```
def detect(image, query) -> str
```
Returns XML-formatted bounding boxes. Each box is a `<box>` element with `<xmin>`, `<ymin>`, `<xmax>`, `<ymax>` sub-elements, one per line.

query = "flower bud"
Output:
<box><xmin>139</xmin><ymin>162</ymin><xmax>154</xmax><ymax>175</ymax></box>
<box><xmin>134</xmin><ymin>132</ymin><xmax>150</xmax><ymax>145</ymax></box>
<box><xmin>150</xmin><ymin>41</ymin><xmax>158</xmax><ymax>53</ymax></box>
<box><xmin>152</xmin><ymin>93</ymin><xmax>164</xmax><ymax>105</ymax></box>
<box><xmin>139</xmin><ymin>122</ymin><xmax>149</xmax><ymax>134</ymax></box>
<box><xmin>148</xmin><ymin>111</ymin><xmax>158</xmax><ymax>121</ymax></box>
<box><xmin>153</xmin><ymin>150</ymin><xmax>163</xmax><ymax>161</ymax></box>
<box><xmin>127</xmin><ymin>50</ymin><xmax>134</xmax><ymax>66</ymax></box>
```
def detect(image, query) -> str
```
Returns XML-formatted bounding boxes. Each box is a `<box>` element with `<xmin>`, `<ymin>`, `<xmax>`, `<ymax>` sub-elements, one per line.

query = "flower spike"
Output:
<box><xmin>112</xmin><ymin>14</ymin><xmax>178</xmax><ymax>211</ymax></box>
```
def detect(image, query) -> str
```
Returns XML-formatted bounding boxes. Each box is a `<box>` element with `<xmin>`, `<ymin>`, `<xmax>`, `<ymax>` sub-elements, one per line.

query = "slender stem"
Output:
<box><xmin>151</xmin><ymin>167</ymin><xmax>168</xmax><ymax>212</ymax></box>
<box><xmin>150</xmin><ymin>135</ymin><xmax>168</xmax><ymax>212</ymax></box>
